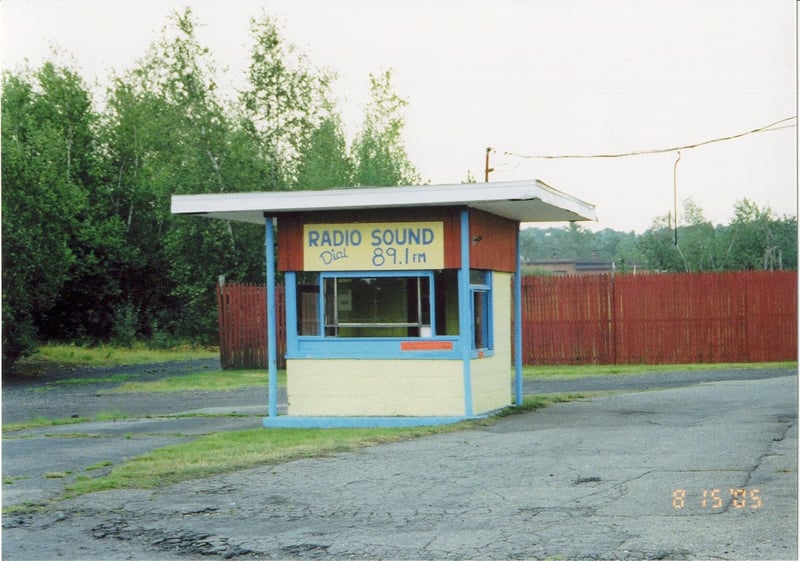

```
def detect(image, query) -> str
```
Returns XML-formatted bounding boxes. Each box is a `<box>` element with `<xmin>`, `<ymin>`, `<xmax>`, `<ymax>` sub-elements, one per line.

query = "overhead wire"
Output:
<box><xmin>493</xmin><ymin>115</ymin><xmax>795</xmax><ymax>248</ymax></box>
<box><xmin>502</xmin><ymin>116</ymin><xmax>796</xmax><ymax>161</ymax></box>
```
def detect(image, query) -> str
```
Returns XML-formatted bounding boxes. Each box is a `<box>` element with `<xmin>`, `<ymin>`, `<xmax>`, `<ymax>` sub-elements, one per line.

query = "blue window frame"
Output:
<box><xmin>287</xmin><ymin>270</ymin><xmax>464</xmax><ymax>360</ymax></box>
<box><xmin>470</xmin><ymin>270</ymin><xmax>492</xmax><ymax>352</ymax></box>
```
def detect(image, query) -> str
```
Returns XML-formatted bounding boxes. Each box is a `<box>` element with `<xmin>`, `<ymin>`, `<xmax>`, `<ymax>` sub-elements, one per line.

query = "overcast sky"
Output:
<box><xmin>2</xmin><ymin>0</ymin><xmax>796</xmax><ymax>232</ymax></box>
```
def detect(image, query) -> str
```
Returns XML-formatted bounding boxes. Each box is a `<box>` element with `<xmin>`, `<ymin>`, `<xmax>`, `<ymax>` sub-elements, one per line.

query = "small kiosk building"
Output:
<box><xmin>171</xmin><ymin>179</ymin><xmax>596</xmax><ymax>427</ymax></box>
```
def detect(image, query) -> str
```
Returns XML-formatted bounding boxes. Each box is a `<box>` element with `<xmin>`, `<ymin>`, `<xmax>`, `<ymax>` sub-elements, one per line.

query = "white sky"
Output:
<box><xmin>2</xmin><ymin>0</ymin><xmax>796</xmax><ymax>232</ymax></box>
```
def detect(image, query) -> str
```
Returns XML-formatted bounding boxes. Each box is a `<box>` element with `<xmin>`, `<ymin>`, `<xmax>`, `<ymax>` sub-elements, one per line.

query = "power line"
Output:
<box><xmin>503</xmin><ymin>116</ymin><xmax>796</xmax><ymax>161</ymax></box>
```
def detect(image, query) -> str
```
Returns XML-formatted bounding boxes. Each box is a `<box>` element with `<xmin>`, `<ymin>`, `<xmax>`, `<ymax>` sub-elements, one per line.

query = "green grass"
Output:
<box><xmin>3</xmin><ymin>475</ymin><xmax>31</xmax><ymax>485</ymax></box>
<box><xmin>12</xmin><ymin>343</ymin><xmax>218</xmax><ymax>377</ymax></box>
<box><xmin>50</xmin><ymin>373</ymin><xmax>140</xmax><ymax>386</ymax></box>
<box><xmin>522</xmin><ymin>361</ymin><xmax>796</xmax><ymax>380</ymax></box>
<box><xmin>44</xmin><ymin>471</ymin><xmax>72</xmax><ymax>479</ymax></box>
<box><xmin>63</xmin><ymin>394</ymin><xmax>584</xmax><ymax>499</ymax></box>
<box><xmin>85</xmin><ymin>461</ymin><xmax>113</xmax><ymax>471</ymax></box>
<box><xmin>112</xmin><ymin>369</ymin><xmax>284</xmax><ymax>393</ymax></box>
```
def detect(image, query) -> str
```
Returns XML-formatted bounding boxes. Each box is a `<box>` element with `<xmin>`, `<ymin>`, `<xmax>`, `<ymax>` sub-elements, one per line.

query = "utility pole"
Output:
<box><xmin>673</xmin><ymin>150</ymin><xmax>681</xmax><ymax>246</ymax></box>
<box><xmin>484</xmin><ymin>147</ymin><xmax>494</xmax><ymax>182</ymax></box>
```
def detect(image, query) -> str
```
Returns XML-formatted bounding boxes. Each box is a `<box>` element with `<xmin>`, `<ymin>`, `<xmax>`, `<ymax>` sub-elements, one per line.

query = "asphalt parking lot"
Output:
<box><xmin>2</xmin><ymin>366</ymin><xmax>797</xmax><ymax>560</ymax></box>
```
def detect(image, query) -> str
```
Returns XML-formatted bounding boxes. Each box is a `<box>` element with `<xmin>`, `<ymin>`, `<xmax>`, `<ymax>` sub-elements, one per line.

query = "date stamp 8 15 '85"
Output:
<box><xmin>672</xmin><ymin>488</ymin><xmax>762</xmax><ymax>510</ymax></box>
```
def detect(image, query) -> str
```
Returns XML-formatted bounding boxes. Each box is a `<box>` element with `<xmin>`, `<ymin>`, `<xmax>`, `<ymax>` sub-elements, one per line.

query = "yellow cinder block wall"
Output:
<box><xmin>287</xmin><ymin>359</ymin><xmax>465</xmax><ymax>416</ymax></box>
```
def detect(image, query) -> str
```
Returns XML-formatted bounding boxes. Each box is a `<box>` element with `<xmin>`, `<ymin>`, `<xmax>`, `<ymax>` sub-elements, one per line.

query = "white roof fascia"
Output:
<box><xmin>170</xmin><ymin>179</ymin><xmax>597</xmax><ymax>224</ymax></box>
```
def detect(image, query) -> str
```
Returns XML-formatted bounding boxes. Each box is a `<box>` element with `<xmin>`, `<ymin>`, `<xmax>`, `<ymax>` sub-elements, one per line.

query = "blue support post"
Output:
<box><xmin>459</xmin><ymin>209</ymin><xmax>473</xmax><ymax>417</ymax></box>
<box><xmin>265</xmin><ymin>215</ymin><xmax>278</xmax><ymax>418</ymax></box>
<box><xmin>284</xmin><ymin>271</ymin><xmax>297</xmax><ymax>358</ymax></box>
<box><xmin>514</xmin><ymin>226</ymin><xmax>523</xmax><ymax>406</ymax></box>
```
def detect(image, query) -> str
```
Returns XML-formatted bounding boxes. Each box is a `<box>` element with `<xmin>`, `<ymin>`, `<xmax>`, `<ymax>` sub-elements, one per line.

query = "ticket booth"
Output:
<box><xmin>172</xmin><ymin>179</ymin><xmax>596</xmax><ymax>427</ymax></box>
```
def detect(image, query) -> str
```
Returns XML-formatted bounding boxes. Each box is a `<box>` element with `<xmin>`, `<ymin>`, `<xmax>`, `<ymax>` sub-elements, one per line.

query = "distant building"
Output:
<box><xmin>524</xmin><ymin>259</ymin><xmax>645</xmax><ymax>275</ymax></box>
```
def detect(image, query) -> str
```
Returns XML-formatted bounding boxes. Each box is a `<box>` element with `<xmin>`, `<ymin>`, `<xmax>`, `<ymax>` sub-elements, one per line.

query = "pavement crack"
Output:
<box><xmin>720</xmin><ymin>418</ymin><xmax>795</xmax><ymax>514</ymax></box>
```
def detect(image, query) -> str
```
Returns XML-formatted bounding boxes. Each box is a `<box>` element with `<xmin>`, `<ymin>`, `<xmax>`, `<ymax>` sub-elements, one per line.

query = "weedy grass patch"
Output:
<box><xmin>44</xmin><ymin>471</ymin><xmax>72</xmax><ymax>479</ymax></box>
<box><xmin>85</xmin><ymin>461</ymin><xmax>113</xmax><ymax>471</ymax></box>
<box><xmin>3</xmin><ymin>475</ymin><xmax>31</xmax><ymax>485</ymax></box>
<box><xmin>13</xmin><ymin>343</ymin><xmax>219</xmax><ymax>377</ymax></box>
<box><xmin>522</xmin><ymin>361</ymin><xmax>796</xmax><ymax>380</ymax></box>
<box><xmin>112</xmin><ymin>369</ymin><xmax>282</xmax><ymax>393</ymax></box>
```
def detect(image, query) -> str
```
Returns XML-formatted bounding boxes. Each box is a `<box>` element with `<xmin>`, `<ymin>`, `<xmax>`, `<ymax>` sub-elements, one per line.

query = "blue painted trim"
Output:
<box><xmin>289</xmin><ymin>337</ymin><xmax>461</xmax><ymax>360</ymax></box>
<box><xmin>265</xmin><ymin>216</ymin><xmax>278</xmax><ymax>418</ymax></box>
<box><xmin>483</xmin><ymin>271</ymin><xmax>494</xmax><ymax>351</ymax></box>
<box><xmin>284</xmin><ymin>271</ymin><xmax>298</xmax><ymax>357</ymax></box>
<box><xmin>262</xmin><ymin>415</ymin><xmax>482</xmax><ymax>429</ymax></box>
<box><xmin>514</xmin><ymin>227</ymin><xmax>523</xmax><ymax>406</ymax></box>
<box><xmin>321</xmin><ymin>269</ymin><xmax>432</xmax><ymax>279</ymax></box>
<box><xmin>459</xmin><ymin>209</ymin><xmax>473</xmax><ymax>417</ymax></box>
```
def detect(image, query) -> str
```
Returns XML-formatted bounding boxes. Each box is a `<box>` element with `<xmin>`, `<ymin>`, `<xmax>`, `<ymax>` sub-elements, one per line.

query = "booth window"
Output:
<box><xmin>470</xmin><ymin>270</ymin><xmax>492</xmax><ymax>351</ymax></box>
<box><xmin>295</xmin><ymin>271</ymin><xmax>459</xmax><ymax>338</ymax></box>
<box><xmin>324</xmin><ymin>274</ymin><xmax>430</xmax><ymax>337</ymax></box>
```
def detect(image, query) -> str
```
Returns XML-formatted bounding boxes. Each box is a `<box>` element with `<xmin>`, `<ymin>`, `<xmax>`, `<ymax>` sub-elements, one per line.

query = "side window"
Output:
<box><xmin>470</xmin><ymin>270</ymin><xmax>492</xmax><ymax>351</ymax></box>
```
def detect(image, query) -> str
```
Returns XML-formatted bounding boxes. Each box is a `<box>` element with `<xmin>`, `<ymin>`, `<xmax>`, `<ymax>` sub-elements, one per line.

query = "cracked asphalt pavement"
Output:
<box><xmin>2</xmin><ymin>365</ymin><xmax>797</xmax><ymax>560</ymax></box>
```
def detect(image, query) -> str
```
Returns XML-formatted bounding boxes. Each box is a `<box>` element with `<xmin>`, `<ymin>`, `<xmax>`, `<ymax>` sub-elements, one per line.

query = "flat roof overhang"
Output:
<box><xmin>170</xmin><ymin>179</ymin><xmax>597</xmax><ymax>224</ymax></box>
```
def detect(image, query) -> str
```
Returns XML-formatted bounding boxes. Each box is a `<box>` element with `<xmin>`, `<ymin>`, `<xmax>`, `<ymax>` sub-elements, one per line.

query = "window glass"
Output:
<box><xmin>473</xmin><ymin>290</ymin><xmax>489</xmax><ymax>350</ymax></box>
<box><xmin>434</xmin><ymin>269</ymin><xmax>459</xmax><ymax>336</ymax></box>
<box><xmin>298</xmin><ymin>270</ymin><xmax>464</xmax><ymax>340</ymax></box>
<box><xmin>296</xmin><ymin>273</ymin><xmax>320</xmax><ymax>336</ymax></box>
<box><xmin>470</xmin><ymin>269</ymin><xmax>488</xmax><ymax>285</ymax></box>
<box><xmin>470</xmin><ymin>270</ymin><xmax>492</xmax><ymax>351</ymax></box>
<box><xmin>324</xmin><ymin>275</ymin><xmax>431</xmax><ymax>338</ymax></box>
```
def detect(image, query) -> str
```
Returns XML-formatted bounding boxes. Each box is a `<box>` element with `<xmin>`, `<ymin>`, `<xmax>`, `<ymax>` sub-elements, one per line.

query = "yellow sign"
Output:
<box><xmin>303</xmin><ymin>222</ymin><xmax>444</xmax><ymax>271</ymax></box>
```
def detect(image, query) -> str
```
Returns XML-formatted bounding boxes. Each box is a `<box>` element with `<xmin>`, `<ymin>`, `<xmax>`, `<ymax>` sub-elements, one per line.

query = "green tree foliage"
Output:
<box><xmin>718</xmin><ymin>199</ymin><xmax>794</xmax><ymax>271</ymax></box>
<box><xmin>102</xmin><ymin>8</ymin><xmax>266</xmax><ymax>342</ymax></box>
<box><xmin>521</xmin><ymin>198</ymin><xmax>796</xmax><ymax>274</ymax></box>
<box><xmin>1</xmin><ymin>62</ymin><xmax>108</xmax><ymax>367</ymax></box>
<box><xmin>238</xmin><ymin>13</ymin><xmax>333</xmax><ymax>190</ymax></box>
<box><xmin>2</xmin><ymin>8</ymin><xmax>351</xmax><ymax>366</ymax></box>
<box><xmin>636</xmin><ymin>199</ymin><xmax>796</xmax><ymax>272</ymax></box>
<box><xmin>520</xmin><ymin>224</ymin><xmax>641</xmax><ymax>267</ymax></box>
<box><xmin>636</xmin><ymin>214</ymin><xmax>685</xmax><ymax>272</ymax></box>
<box><xmin>675</xmin><ymin>200</ymin><xmax>717</xmax><ymax>272</ymax></box>
<box><xmin>637</xmin><ymin>201</ymin><xmax>718</xmax><ymax>273</ymax></box>
<box><xmin>353</xmin><ymin>70</ymin><xmax>420</xmax><ymax>186</ymax></box>
<box><xmin>295</xmin><ymin>116</ymin><xmax>354</xmax><ymax>189</ymax></box>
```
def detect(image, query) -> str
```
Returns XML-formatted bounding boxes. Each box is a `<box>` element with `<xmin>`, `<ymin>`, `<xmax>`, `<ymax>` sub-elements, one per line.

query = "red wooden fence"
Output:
<box><xmin>217</xmin><ymin>271</ymin><xmax>796</xmax><ymax>368</ymax></box>
<box><xmin>217</xmin><ymin>283</ymin><xmax>285</xmax><ymax>369</ymax></box>
<box><xmin>523</xmin><ymin>271</ymin><xmax>797</xmax><ymax>365</ymax></box>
